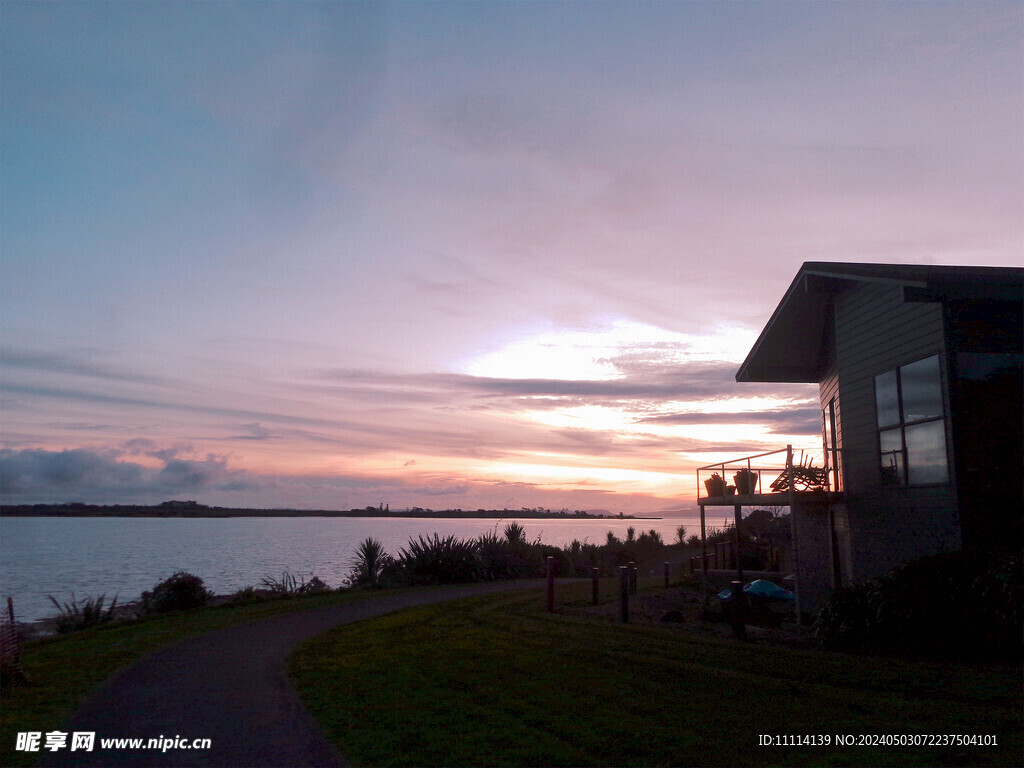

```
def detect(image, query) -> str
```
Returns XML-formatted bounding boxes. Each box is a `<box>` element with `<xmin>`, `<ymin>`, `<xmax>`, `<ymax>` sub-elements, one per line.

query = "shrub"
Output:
<box><xmin>259</xmin><ymin>572</ymin><xmax>301</xmax><ymax>595</ymax></box>
<box><xmin>815</xmin><ymin>551</ymin><xmax>1022</xmax><ymax>661</ymax></box>
<box><xmin>224</xmin><ymin>586</ymin><xmax>266</xmax><ymax>607</ymax></box>
<box><xmin>347</xmin><ymin>538</ymin><xmax>392</xmax><ymax>587</ymax></box>
<box><xmin>814</xmin><ymin>582</ymin><xmax>874</xmax><ymax>651</ymax></box>
<box><xmin>503</xmin><ymin>522</ymin><xmax>526</xmax><ymax>544</ymax></box>
<box><xmin>299</xmin><ymin>576</ymin><xmax>331</xmax><ymax>594</ymax></box>
<box><xmin>537</xmin><ymin>544</ymin><xmax>571</xmax><ymax>577</ymax></box>
<box><xmin>642</xmin><ymin>529</ymin><xmax>664</xmax><ymax>546</ymax></box>
<box><xmin>478</xmin><ymin>525</ymin><xmax>551</xmax><ymax>579</ymax></box>
<box><xmin>475</xmin><ymin>530</ymin><xmax>514</xmax><ymax>581</ymax></box>
<box><xmin>259</xmin><ymin>571</ymin><xmax>331</xmax><ymax>595</ymax></box>
<box><xmin>47</xmin><ymin>593</ymin><xmax>118</xmax><ymax>633</ymax></box>
<box><xmin>562</xmin><ymin>538</ymin><xmax>603</xmax><ymax>577</ymax></box>
<box><xmin>142</xmin><ymin>572</ymin><xmax>210</xmax><ymax>614</ymax></box>
<box><xmin>396</xmin><ymin>534</ymin><xmax>483</xmax><ymax>585</ymax></box>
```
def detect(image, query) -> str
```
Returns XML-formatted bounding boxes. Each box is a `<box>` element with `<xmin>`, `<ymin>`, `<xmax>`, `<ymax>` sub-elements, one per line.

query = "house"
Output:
<box><xmin>699</xmin><ymin>262</ymin><xmax>1023</xmax><ymax>614</ymax></box>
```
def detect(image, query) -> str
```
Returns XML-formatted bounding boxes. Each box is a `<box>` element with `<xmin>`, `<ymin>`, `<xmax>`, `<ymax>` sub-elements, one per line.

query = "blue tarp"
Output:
<box><xmin>718</xmin><ymin>579</ymin><xmax>795</xmax><ymax>603</ymax></box>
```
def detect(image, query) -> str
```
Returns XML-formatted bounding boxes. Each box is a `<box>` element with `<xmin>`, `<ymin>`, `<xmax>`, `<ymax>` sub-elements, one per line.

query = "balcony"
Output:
<box><xmin>696</xmin><ymin>446</ymin><xmax>838</xmax><ymax>508</ymax></box>
<box><xmin>692</xmin><ymin>446</ymin><xmax>841</xmax><ymax>596</ymax></box>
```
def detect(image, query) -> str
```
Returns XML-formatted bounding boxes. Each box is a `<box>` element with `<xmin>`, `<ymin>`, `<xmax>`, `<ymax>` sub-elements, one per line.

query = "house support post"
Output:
<box><xmin>733</xmin><ymin>503</ymin><xmax>744</xmax><ymax>584</ymax></box>
<box><xmin>700</xmin><ymin>504</ymin><xmax>708</xmax><ymax>610</ymax></box>
<box><xmin>785</xmin><ymin>444</ymin><xmax>805</xmax><ymax>623</ymax></box>
<box><xmin>733</xmin><ymin>503</ymin><xmax>745</xmax><ymax>634</ymax></box>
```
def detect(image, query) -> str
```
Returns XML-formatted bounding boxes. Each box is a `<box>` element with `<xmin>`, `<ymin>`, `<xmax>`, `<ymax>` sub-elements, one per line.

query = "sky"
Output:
<box><xmin>1</xmin><ymin>1</ymin><xmax>1021</xmax><ymax>515</ymax></box>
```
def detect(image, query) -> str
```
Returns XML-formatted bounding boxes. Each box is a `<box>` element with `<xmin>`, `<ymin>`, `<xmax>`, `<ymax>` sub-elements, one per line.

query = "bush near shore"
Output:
<box><xmin>345</xmin><ymin>523</ymin><xmax>682</xmax><ymax>587</ymax></box>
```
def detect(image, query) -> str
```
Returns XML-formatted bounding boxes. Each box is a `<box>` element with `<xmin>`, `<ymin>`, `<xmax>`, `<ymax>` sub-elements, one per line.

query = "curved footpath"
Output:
<box><xmin>44</xmin><ymin>580</ymin><xmax>544</xmax><ymax>768</ymax></box>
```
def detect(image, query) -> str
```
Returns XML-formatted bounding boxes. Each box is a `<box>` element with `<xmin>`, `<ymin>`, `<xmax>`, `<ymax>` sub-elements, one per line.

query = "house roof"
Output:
<box><xmin>736</xmin><ymin>262</ymin><xmax>1024</xmax><ymax>384</ymax></box>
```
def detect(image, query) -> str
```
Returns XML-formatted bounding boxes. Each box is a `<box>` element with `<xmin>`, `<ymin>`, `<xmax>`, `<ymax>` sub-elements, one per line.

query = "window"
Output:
<box><xmin>874</xmin><ymin>355</ymin><xmax>949</xmax><ymax>485</ymax></box>
<box><xmin>822</xmin><ymin>398</ymin><xmax>842</xmax><ymax>491</ymax></box>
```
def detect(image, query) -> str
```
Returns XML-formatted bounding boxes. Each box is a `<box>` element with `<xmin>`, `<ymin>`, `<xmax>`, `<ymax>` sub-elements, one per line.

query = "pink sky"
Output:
<box><xmin>2</xmin><ymin>2</ymin><xmax>1021</xmax><ymax>514</ymax></box>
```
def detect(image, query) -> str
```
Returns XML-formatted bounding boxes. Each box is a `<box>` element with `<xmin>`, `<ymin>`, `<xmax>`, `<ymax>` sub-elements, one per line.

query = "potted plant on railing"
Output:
<box><xmin>734</xmin><ymin>468</ymin><xmax>758</xmax><ymax>495</ymax></box>
<box><xmin>704</xmin><ymin>473</ymin><xmax>726</xmax><ymax>497</ymax></box>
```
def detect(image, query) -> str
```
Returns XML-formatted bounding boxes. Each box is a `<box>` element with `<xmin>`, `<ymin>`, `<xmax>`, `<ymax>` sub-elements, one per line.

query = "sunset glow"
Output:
<box><xmin>2</xmin><ymin>2</ymin><xmax>1021</xmax><ymax>515</ymax></box>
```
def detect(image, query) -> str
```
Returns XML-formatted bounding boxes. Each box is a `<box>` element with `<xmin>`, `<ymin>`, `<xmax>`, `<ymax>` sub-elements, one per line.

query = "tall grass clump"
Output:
<box><xmin>503</xmin><ymin>522</ymin><xmax>526</xmax><ymax>544</ymax></box>
<box><xmin>395</xmin><ymin>534</ymin><xmax>482</xmax><ymax>585</ymax></box>
<box><xmin>815</xmin><ymin>550</ymin><xmax>1022</xmax><ymax>661</ymax></box>
<box><xmin>259</xmin><ymin>571</ymin><xmax>331</xmax><ymax>595</ymax></box>
<box><xmin>347</xmin><ymin>538</ymin><xmax>392</xmax><ymax>587</ymax></box>
<box><xmin>47</xmin><ymin>593</ymin><xmax>118</xmax><ymax>633</ymax></box>
<box><xmin>343</xmin><ymin>523</ymin><xmax>685</xmax><ymax>587</ymax></box>
<box><xmin>474</xmin><ymin>530</ymin><xmax>514</xmax><ymax>581</ymax></box>
<box><xmin>142</xmin><ymin>572</ymin><xmax>210</xmax><ymax>614</ymax></box>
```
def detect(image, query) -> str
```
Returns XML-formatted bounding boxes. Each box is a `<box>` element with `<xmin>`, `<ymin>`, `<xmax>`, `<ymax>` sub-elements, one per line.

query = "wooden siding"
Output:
<box><xmin>831</xmin><ymin>281</ymin><xmax>960</xmax><ymax>582</ymax></box>
<box><xmin>834</xmin><ymin>282</ymin><xmax>949</xmax><ymax>493</ymax></box>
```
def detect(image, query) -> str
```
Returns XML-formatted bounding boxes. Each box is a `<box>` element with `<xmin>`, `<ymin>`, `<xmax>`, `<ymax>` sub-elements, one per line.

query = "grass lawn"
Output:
<box><xmin>0</xmin><ymin>588</ymin><xmax>408</xmax><ymax>768</ymax></box>
<box><xmin>289</xmin><ymin>579</ymin><xmax>1022</xmax><ymax>767</ymax></box>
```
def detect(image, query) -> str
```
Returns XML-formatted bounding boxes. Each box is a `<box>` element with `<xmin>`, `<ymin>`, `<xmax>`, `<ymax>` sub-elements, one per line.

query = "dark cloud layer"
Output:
<box><xmin>0</xmin><ymin>445</ymin><xmax>665</xmax><ymax>513</ymax></box>
<box><xmin>0</xmin><ymin>447</ymin><xmax>258</xmax><ymax>502</ymax></box>
<box><xmin>318</xmin><ymin>361</ymin><xmax>741</xmax><ymax>401</ymax></box>
<box><xmin>0</xmin><ymin>348</ymin><xmax>164</xmax><ymax>385</ymax></box>
<box><xmin>639</xmin><ymin>407</ymin><xmax>821</xmax><ymax>434</ymax></box>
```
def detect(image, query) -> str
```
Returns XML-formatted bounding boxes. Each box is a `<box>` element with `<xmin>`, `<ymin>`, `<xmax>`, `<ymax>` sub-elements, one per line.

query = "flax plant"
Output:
<box><xmin>46</xmin><ymin>593</ymin><xmax>119</xmax><ymax>634</ymax></box>
<box><xmin>347</xmin><ymin>538</ymin><xmax>392</xmax><ymax>587</ymax></box>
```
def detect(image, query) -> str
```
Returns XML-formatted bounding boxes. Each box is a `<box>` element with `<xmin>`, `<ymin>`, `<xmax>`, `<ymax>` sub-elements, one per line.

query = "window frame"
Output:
<box><xmin>822</xmin><ymin>398</ymin><xmax>842</xmax><ymax>492</ymax></box>
<box><xmin>874</xmin><ymin>354</ymin><xmax>950</xmax><ymax>487</ymax></box>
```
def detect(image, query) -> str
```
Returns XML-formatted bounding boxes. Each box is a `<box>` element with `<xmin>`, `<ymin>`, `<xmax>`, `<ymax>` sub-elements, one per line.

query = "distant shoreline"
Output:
<box><xmin>0</xmin><ymin>503</ymin><xmax>659</xmax><ymax>520</ymax></box>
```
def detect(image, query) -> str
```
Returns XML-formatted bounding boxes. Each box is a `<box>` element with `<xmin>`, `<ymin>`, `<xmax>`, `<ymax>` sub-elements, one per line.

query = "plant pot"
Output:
<box><xmin>734</xmin><ymin>470</ymin><xmax>758</xmax><ymax>495</ymax></box>
<box><xmin>725</xmin><ymin>485</ymin><xmax>736</xmax><ymax>496</ymax></box>
<box><xmin>704</xmin><ymin>475</ymin><xmax>726</xmax><ymax>497</ymax></box>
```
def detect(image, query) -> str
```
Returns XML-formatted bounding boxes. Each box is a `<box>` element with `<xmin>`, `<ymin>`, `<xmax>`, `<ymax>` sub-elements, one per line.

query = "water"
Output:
<box><xmin>0</xmin><ymin>516</ymin><xmax>698</xmax><ymax>622</ymax></box>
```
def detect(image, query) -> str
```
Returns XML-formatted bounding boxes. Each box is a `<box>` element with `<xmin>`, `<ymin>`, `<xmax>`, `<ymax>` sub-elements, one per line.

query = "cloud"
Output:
<box><xmin>0</xmin><ymin>448</ymin><xmax>258</xmax><ymax>503</ymax></box>
<box><xmin>227</xmin><ymin>423</ymin><xmax>280</xmax><ymax>441</ymax></box>
<box><xmin>316</xmin><ymin>359</ymin><xmax>744</xmax><ymax>403</ymax></box>
<box><xmin>47</xmin><ymin>422</ymin><xmax>115</xmax><ymax>432</ymax></box>
<box><xmin>0</xmin><ymin>348</ymin><xmax>165</xmax><ymax>385</ymax></box>
<box><xmin>638</xmin><ymin>406</ymin><xmax>821</xmax><ymax>435</ymax></box>
<box><xmin>0</xmin><ymin>448</ymin><xmax>142</xmax><ymax>496</ymax></box>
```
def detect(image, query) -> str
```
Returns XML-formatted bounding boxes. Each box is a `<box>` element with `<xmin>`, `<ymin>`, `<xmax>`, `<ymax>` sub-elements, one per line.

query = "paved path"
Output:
<box><xmin>44</xmin><ymin>581</ymin><xmax>543</xmax><ymax>768</ymax></box>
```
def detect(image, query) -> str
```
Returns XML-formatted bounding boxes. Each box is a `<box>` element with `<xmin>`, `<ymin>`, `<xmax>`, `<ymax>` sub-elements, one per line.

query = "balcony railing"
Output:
<box><xmin>697</xmin><ymin>445</ymin><xmax>833</xmax><ymax>506</ymax></box>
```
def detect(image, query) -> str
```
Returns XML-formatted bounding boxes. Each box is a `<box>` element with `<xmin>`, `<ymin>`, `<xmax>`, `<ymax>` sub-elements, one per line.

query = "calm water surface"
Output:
<box><xmin>0</xmin><ymin>516</ymin><xmax>699</xmax><ymax>622</ymax></box>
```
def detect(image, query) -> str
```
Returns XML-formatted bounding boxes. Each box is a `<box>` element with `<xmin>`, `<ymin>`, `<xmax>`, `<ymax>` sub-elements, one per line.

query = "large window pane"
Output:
<box><xmin>875</xmin><ymin>370</ymin><xmax>900</xmax><ymax>428</ymax></box>
<box><xmin>879</xmin><ymin>428</ymin><xmax>903</xmax><ymax>485</ymax></box>
<box><xmin>905</xmin><ymin>420</ymin><xmax>949</xmax><ymax>485</ymax></box>
<box><xmin>900</xmin><ymin>355</ymin><xmax>943</xmax><ymax>422</ymax></box>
